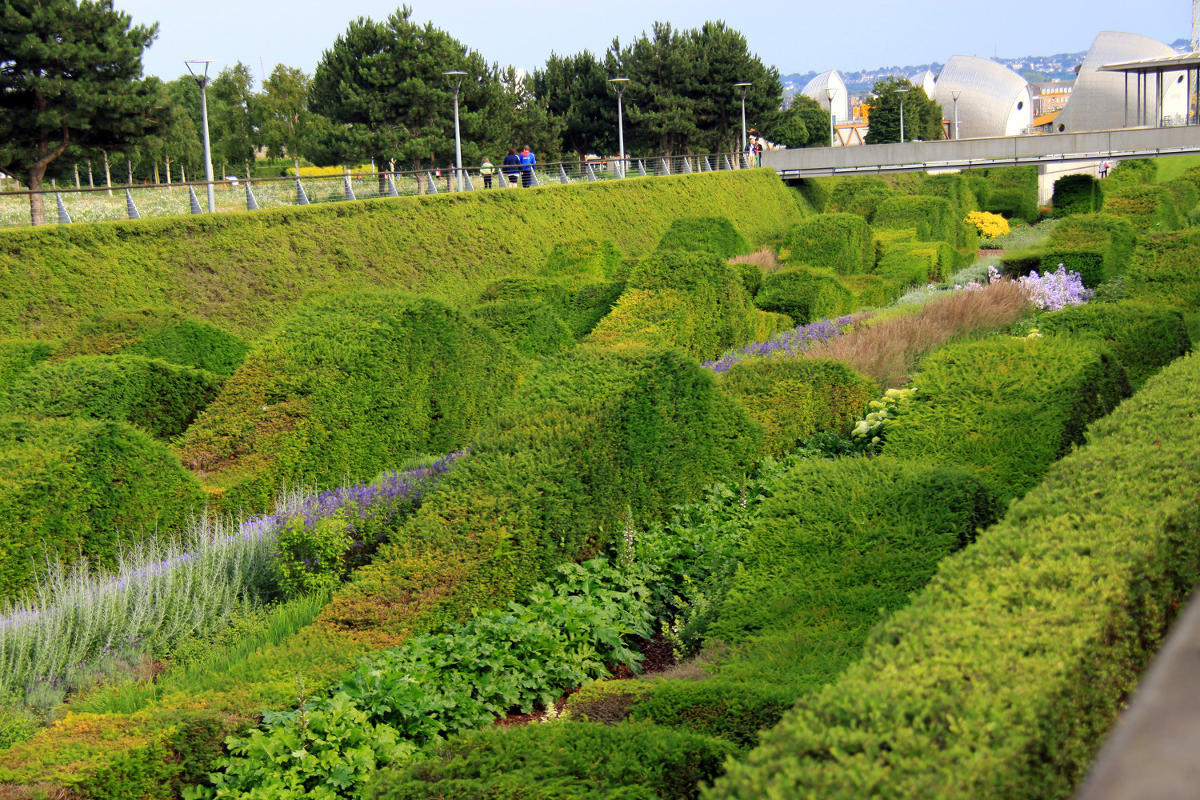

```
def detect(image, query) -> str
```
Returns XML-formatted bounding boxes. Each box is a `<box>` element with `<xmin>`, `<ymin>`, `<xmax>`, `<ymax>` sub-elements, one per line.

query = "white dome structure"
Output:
<box><xmin>934</xmin><ymin>56</ymin><xmax>1033</xmax><ymax>138</ymax></box>
<box><xmin>1054</xmin><ymin>31</ymin><xmax>1188</xmax><ymax>133</ymax></box>
<box><xmin>909</xmin><ymin>69</ymin><xmax>937</xmax><ymax>98</ymax></box>
<box><xmin>801</xmin><ymin>70</ymin><xmax>850</xmax><ymax>124</ymax></box>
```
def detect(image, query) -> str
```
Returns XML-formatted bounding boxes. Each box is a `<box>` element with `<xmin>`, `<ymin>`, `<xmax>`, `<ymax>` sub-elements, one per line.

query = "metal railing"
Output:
<box><xmin>0</xmin><ymin>152</ymin><xmax>758</xmax><ymax>229</ymax></box>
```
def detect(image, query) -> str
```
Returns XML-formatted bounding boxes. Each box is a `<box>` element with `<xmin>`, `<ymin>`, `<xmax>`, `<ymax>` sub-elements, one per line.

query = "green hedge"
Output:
<box><xmin>0</xmin><ymin>339</ymin><xmax>57</xmax><ymax>404</ymax></box>
<box><xmin>0</xmin><ymin>415</ymin><xmax>205</xmax><ymax>598</ymax></box>
<box><xmin>966</xmin><ymin>175</ymin><xmax>991</xmax><ymax>210</ymax></box>
<box><xmin>55</xmin><ymin>307</ymin><xmax>249</xmax><ymax>376</ymax></box>
<box><xmin>783</xmin><ymin>213</ymin><xmax>873</xmax><ymax>274</ymax></box>
<box><xmin>656</xmin><ymin>216</ymin><xmax>751</xmax><ymax>259</ymax></box>
<box><xmin>1052</xmin><ymin>174</ymin><xmax>1104</xmax><ymax>218</ymax></box>
<box><xmin>1034</xmin><ymin>302</ymin><xmax>1191</xmax><ymax>390</ymax></box>
<box><xmin>885</xmin><ymin>335</ymin><xmax>1130</xmax><ymax>505</ymax></box>
<box><xmin>872</xmin><ymin>195</ymin><xmax>957</xmax><ymax>245</ymax></box>
<box><xmin>981</xmin><ymin>166</ymin><xmax>1039</xmax><ymax>223</ymax></box>
<box><xmin>478</xmin><ymin>276</ymin><xmax>625</xmax><ymax>340</ymax></box>
<box><xmin>1041</xmin><ymin>213</ymin><xmax>1136</xmax><ymax>288</ymax></box>
<box><xmin>790</xmin><ymin>178</ymin><xmax>832</xmax><ymax>214</ymax></box>
<box><xmin>1163</xmin><ymin>176</ymin><xmax>1199</xmax><ymax>216</ymax></box>
<box><xmin>1104</xmin><ymin>184</ymin><xmax>1180</xmax><ymax>233</ymax></box>
<box><xmin>718</xmin><ymin>359</ymin><xmax>874</xmax><ymax>454</ymax></box>
<box><xmin>4</xmin><ymin>354</ymin><xmax>223</xmax><ymax>439</ymax></box>
<box><xmin>1125</xmin><ymin>229</ymin><xmax>1200</xmax><ymax>314</ymax></box>
<box><xmin>708</xmin><ymin>348</ymin><xmax>1200</xmax><ymax>800</ymax></box>
<box><xmin>470</xmin><ymin>299</ymin><xmax>576</xmax><ymax>358</ymax></box>
<box><xmin>827</xmin><ymin>176</ymin><xmax>894</xmax><ymax>219</ymax></box>
<box><xmin>918</xmin><ymin>173</ymin><xmax>978</xmax><ymax>218</ymax></box>
<box><xmin>367</xmin><ymin>721</ymin><xmax>738</xmax><ymax>800</ymax></box>
<box><xmin>178</xmin><ymin>293</ymin><xmax>522</xmax><ymax>512</ymax></box>
<box><xmin>0</xmin><ymin>170</ymin><xmax>800</xmax><ymax>340</ymax></box>
<box><xmin>1107</xmin><ymin>157</ymin><xmax>1157</xmax><ymax>185</ymax></box>
<box><xmin>540</xmin><ymin>238</ymin><xmax>624</xmax><ymax>282</ymax></box>
<box><xmin>875</xmin><ymin>236</ymin><xmax>956</xmax><ymax>286</ymax></box>
<box><xmin>319</xmin><ymin>347</ymin><xmax>762</xmax><ymax>645</ymax></box>
<box><xmin>754</xmin><ymin>269</ymin><xmax>855</xmax><ymax>324</ymax></box>
<box><xmin>586</xmin><ymin>252</ymin><xmax>760</xmax><ymax>360</ymax></box>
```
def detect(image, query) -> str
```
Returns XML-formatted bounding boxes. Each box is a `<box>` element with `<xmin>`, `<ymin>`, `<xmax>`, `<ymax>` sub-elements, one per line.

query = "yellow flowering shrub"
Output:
<box><xmin>964</xmin><ymin>211</ymin><xmax>1010</xmax><ymax>240</ymax></box>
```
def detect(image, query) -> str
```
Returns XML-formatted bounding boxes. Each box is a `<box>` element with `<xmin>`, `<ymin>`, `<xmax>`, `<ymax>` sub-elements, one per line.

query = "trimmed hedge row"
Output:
<box><xmin>754</xmin><ymin>269</ymin><xmax>855</xmax><ymax>324</ymax></box>
<box><xmin>1125</xmin><ymin>229</ymin><xmax>1200</xmax><ymax>314</ymax></box>
<box><xmin>718</xmin><ymin>358</ymin><xmax>874</xmax><ymax>454</ymax></box>
<box><xmin>318</xmin><ymin>346</ymin><xmax>762</xmax><ymax>647</ymax></box>
<box><xmin>872</xmin><ymin>195</ymin><xmax>957</xmax><ymax>244</ymax></box>
<box><xmin>1104</xmin><ymin>183</ymin><xmax>1180</xmax><ymax>233</ymax></box>
<box><xmin>0</xmin><ymin>415</ymin><xmax>205</xmax><ymax>598</ymax></box>
<box><xmin>4</xmin><ymin>354</ymin><xmax>223</xmax><ymax>439</ymax></box>
<box><xmin>980</xmin><ymin>165</ymin><xmax>1039</xmax><ymax>223</ymax></box>
<box><xmin>541</xmin><ymin>239</ymin><xmax>624</xmax><ymax>282</ymax></box>
<box><xmin>826</xmin><ymin>176</ymin><xmax>895</xmax><ymax>220</ymax></box>
<box><xmin>875</xmin><ymin>235</ymin><xmax>956</xmax><ymax>287</ymax></box>
<box><xmin>55</xmin><ymin>307</ymin><xmax>249</xmax><ymax>376</ymax></box>
<box><xmin>783</xmin><ymin>213</ymin><xmax>873</xmax><ymax>274</ymax></box>
<box><xmin>885</xmin><ymin>335</ymin><xmax>1130</xmax><ymax>505</ymax></box>
<box><xmin>0</xmin><ymin>170</ymin><xmax>801</xmax><ymax>340</ymax></box>
<box><xmin>708</xmin><ymin>347</ymin><xmax>1200</xmax><ymax>800</ymax></box>
<box><xmin>177</xmin><ymin>293</ymin><xmax>521</xmax><ymax>512</ymax></box>
<box><xmin>586</xmin><ymin>252</ymin><xmax>761</xmax><ymax>360</ymax></box>
<box><xmin>0</xmin><ymin>339</ymin><xmax>57</xmax><ymax>403</ymax></box>
<box><xmin>1052</xmin><ymin>174</ymin><xmax>1104</xmax><ymax>217</ymax></box>
<box><xmin>470</xmin><ymin>299</ymin><xmax>576</xmax><ymax>357</ymax></box>
<box><xmin>1037</xmin><ymin>212</ymin><xmax>1136</xmax><ymax>288</ymax></box>
<box><xmin>478</xmin><ymin>276</ymin><xmax>625</xmax><ymax>340</ymax></box>
<box><xmin>656</xmin><ymin>216</ymin><xmax>751</xmax><ymax>259</ymax></box>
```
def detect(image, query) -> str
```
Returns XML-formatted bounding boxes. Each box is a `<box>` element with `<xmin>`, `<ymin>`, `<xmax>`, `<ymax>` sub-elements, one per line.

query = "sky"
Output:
<box><xmin>114</xmin><ymin>0</ymin><xmax>1189</xmax><ymax>86</ymax></box>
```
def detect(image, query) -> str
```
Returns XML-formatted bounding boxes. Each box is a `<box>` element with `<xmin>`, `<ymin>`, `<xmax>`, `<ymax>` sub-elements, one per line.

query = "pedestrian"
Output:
<box><xmin>503</xmin><ymin>148</ymin><xmax>521</xmax><ymax>186</ymax></box>
<box><xmin>1100</xmin><ymin>159</ymin><xmax>1111</xmax><ymax>178</ymax></box>
<box><xmin>519</xmin><ymin>145</ymin><xmax>536</xmax><ymax>187</ymax></box>
<box><xmin>480</xmin><ymin>156</ymin><xmax>496</xmax><ymax>188</ymax></box>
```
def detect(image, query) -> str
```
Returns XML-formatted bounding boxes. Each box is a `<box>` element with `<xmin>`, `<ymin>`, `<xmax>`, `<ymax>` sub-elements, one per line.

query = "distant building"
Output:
<box><xmin>800</xmin><ymin>70</ymin><xmax>851</xmax><ymax>126</ymax></box>
<box><xmin>933</xmin><ymin>55</ymin><xmax>1034</xmax><ymax>138</ymax></box>
<box><xmin>1031</xmin><ymin>81</ymin><xmax>1074</xmax><ymax>115</ymax></box>
<box><xmin>909</xmin><ymin>69</ymin><xmax>937</xmax><ymax>98</ymax></box>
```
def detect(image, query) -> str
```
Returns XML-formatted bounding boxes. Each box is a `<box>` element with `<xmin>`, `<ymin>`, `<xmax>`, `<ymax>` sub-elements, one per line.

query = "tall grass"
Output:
<box><xmin>729</xmin><ymin>247</ymin><xmax>781</xmax><ymax>273</ymax></box>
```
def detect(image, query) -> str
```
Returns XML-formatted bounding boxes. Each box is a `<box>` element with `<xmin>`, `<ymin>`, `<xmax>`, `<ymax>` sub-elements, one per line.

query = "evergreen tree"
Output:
<box><xmin>864</xmin><ymin>77</ymin><xmax>944</xmax><ymax>144</ymax></box>
<box><xmin>259</xmin><ymin>64</ymin><xmax>317</xmax><ymax>170</ymax></box>
<box><xmin>0</xmin><ymin>0</ymin><xmax>159</xmax><ymax>224</ymax></box>
<box><xmin>767</xmin><ymin>94</ymin><xmax>829</xmax><ymax>149</ymax></box>
<box><xmin>532</xmin><ymin>51</ymin><xmax>615</xmax><ymax>158</ymax></box>
<box><xmin>211</xmin><ymin>62</ymin><xmax>259</xmax><ymax>178</ymax></box>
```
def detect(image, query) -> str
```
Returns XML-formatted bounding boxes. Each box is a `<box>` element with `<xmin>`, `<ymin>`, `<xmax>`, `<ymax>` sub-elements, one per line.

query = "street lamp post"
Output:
<box><xmin>827</xmin><ymin>87</ymin><xmax>838</xmax><ymax>147</ymax></box>
<box><xmin>184</xmin><ymin>60</ymin><xmax>215</xmax><ymax>212</ymax></box>
<box><xmin>952</xmin><ymin>90</ymin><xmax>962</xmax><ymax>139</ymax></box>
<box><xmin>895</xmin><ymin>85</ymin><xmax>911</xmax><ymax>144</ymax></box>
<box><xmin>609</xmin><ymin>77</ymin><xmax>629</xmax><ymax>178</ymax></box>
<box><xmin>735</xmin><ymin>82</ymin><xmax>751</xmax><ymax>164</ymax></box>
<box><xmin>443</xmin><ymin>71</ymin><xmax>467</xmax><ymax>191</ymax></box>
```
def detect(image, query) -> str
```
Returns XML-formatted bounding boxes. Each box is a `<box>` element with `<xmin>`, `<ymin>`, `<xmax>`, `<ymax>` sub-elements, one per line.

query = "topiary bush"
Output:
<box><xmin>656</xmin><ymin>216</ymin><xmax>751</xmax><ymax>259</ymax></box>
<box><xmin>783</xmin><ymin>213</ymin><xmax>873</xmax><ymax>274</ymax></box>
<box><xmin>826</xmin><ymin>176</ymin><xmax>894</xmax><ymax>220</ymax></box>
<box><xmin>754</xmin><ymin>269</ymin><xmax>855</xmax><ymax>324</ymax></box>
<box><xmin>178</xmin><ymin>292</ymin><xmax>522</xmax><ymax>513</ymax></box>
<box><xmin>586</xmin><ymin>252</ymin><xmax>760</xmax><ymax>360</ymax></box>
<box><xmin>1104</xmin><ymin>184</ymin><xmax>1180</xmax><ymax>233</ymax></box>
<box><xmin>1039</xmin><ymin>213</ymin><xmax>1136</xmax><ymax>288</ymax></box>
<box><xmin>718</xmin><ymin>358</ymin><xmax>875</xmax><ymax>454</ymax></box>
<box><xmin>1052</xmin><ymin>174</ymin><xmax>1104</xmax><ymax>218</ymax></box>
<box><xmin>981</xmin><ymin>166</ymin><xmax>1039</xmax><ymax>223</ymax></box>
<box><xmin>1125</xmin><ymin>229</ymin><xmax>1200</xmax><ymax>318</ymax></box>
<box><xmin>1106</xmin><ymin>157</ymin><xmax>1156</xmax><ymax>185</ymax></box>
<box><xmin>540</xmin><ymin>239</ymin><xmax>624</xmax><ymax>282</ymax></box>
<box><xmin>875</xmin><ymin>236</ymin><xmax>956</xmax><ymax>286</ymax></box>
<box><xmin>4</xmin><ymin>354</ymin><xmax>223</xmax><ymax>439</ymax></box>
<box><xmin>470</xmin><ymin>299</ymin><xmax>576</xmax><ymax>358</ymax></box>
<box><xmin>918</xmin><ymin>173</ymin><xmax>978</xmax><ymax>218</ymax></box>
<box><xmin>0</xmin><ymin>415</ymin><xmax>205</xmax><ymax>598</ymax></box>
<box><xmin>884</xmin><ymin>335</ymin><xmax>1130</xmax><ymax>505</ymax></box>
<box><xmin>0</xmin><ymin>339</ymin><xmax>57</xmax><ymax>404</ymax></box>
<box><xmin>56</xmin><ymin>307</ymin><xmax>249</xmax><ymax>377</ymax></box>
<box><xmin>1034</xmin><ymin>301</ymin><xmax>1191</xmax><ymax>389</ymax></box>
<box><xmin>479</xmin><ymin>276</ymin><xmax>624</xmax><ymax>340</ymax></box>
<box><xmin>366</xmin><ymin>721</ymin><xmax>739</xmax><ymax>800</ymax></box>
<box><xmin>872</xmin><ymin>195</ymin><xmax>957</xmax><ymax>244</ymax></box>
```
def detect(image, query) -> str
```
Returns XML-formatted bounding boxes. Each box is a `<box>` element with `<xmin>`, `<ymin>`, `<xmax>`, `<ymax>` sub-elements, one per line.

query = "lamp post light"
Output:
<box><xmin>952</xmin><ymin>90</ymin><xmax>962</xmax><ymax>140</ymax></box>
<box><xmin>827</xmin><ymin>87</ymin><xmax>838</xmax><ymax>147</ymax></box>
<box><xmin>184</xmin><ymin>60</ymin><xmax>215</xmax><ymax>212</ymax></box>
<box><xmin>735</xmin><ymin>82</ymin><xmax>752</xmax><ymax>161</ymax></box>
<box><xmin>895</xmin><ymin>85</ymin><xmax>911</xmax><ymax>144</ymax></box>
<box><xmin>609</xmin><ymin>77</ymin><xmax>629</xmax><ymax>177</ymax></box>
<box><xmin>443</xmin><ymin>70</ymin><xmax>467</xmax><ymax>191</ymax></box>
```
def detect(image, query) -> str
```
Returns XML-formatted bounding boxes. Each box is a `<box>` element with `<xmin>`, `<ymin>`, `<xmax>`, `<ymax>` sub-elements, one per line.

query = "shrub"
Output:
<box><xmin>1039</xmin><ymin>213</ymin><xmax>1136</xmax><ymax>288</ymax></box>
<box><xmin>4</xmin><ymin>354</ymin><xmax>222</xmax><ymax>439</ymax></box>
<box><xmin>918</xmin><ymin>173</ymin><xmax>978</xmax><ymax>217</ymax></box>
<box><xmin>981</xmin><ymin>166</ymin><xmax>1039</xmax><ymax>223</ymax></box>
<box><xmin>872</xmin><ymin>195</ymin><xmax>957</xmax><ymax>244</ymax></box>
<box><xmin>0</xmin><ymin>339</ymin><xmax>57</xmax><ymax>403</ymax></box>
<box><xmin>839</xmin><ymin>273</ymin><xmax>907</xmax><ymax>307</ymax></box>
<box><xmin>964</xmin><ymin>211</ymin><xmax>1010</xmax><ymax>240</ymax></box>
<box><xmin>470</xmin><ymin>299</ymin><xmax>576</xmax><ymax>357</ymax></box>
<box><xmin>1125</xmin><ymin>229</ymin><xmax>1200</xmax><ymax>313</ymax></box>
<box><xmin>783</xmin><ymin>213</ymin><xmax>873</xmax><ymax>274</ymax></box>
<box><xmin>586</xmin><ymin>252</ymin><xmax>760</xmax><ymax>360</ymax></box>
<box><xmin>656</xmin><ymin>216</ymin><xmax>750</xmax><ymax>259</ymax></box>
<box><xmin>177</xmin><ymin>293</ymin><xmax>521</xmax><ymax>513</ymax></box>
<box><xmin>1052</xmin><ymin>174</ymin><xmax>1104</xmax><ymax>217</ymax></box>
<box><xmin>319</xmin><ymin>347</ymin><xmax>762</xmax><ymax>645</ymax></box>
<box><xmin>1033</xmin><ymin>301</ymin><xmax>1191</xmax><ymax>389</ymax></box>
<box><xmin>540</xmin><ymin>238</ymin><xmax>624</xmax><ymax>282</ymax></box>
<box><xmin>367</xmin><ymin>721</ymin><xmax>739</xmax><ymax>800</ymax></box>
<box><xmin>479</xmin><ymin>276</ymin><xmax>625</xmax><ymax>340</ymax></box>
<box><xmin>876</xmin><ymin>237</ymin><xmax>956</xmax><ymax>286</ymax></box>
<box><xmin>0</xmin><ymin>416</ymin><xmax>204</xmax><ymax>598</ymax></box>
<box><xmin>1163</xmin><ymin>176</ymin><xmax>1200</xmax><ymax>216</ymax></box>
<box><xmin>966</xmin><ymin>175</ymin><xmax>991</xmax><ymax>209</ymax></box>
<box><xmin>730</xmin><ymin>259</ymin><xmax>764</xmax><ymax>296</ymax></box>
<box><xmin>1107</xmin><ymin>157</ymin><xmax>1157</xmax><ymax>185</ymax></box>
<box><xmin>755</xmin><ymin>269</ymin><xmax>855</xmax><ymax>324</ymax></box>
<box><xmin>790</xmin><ymin>177</ymin><xmax>832</xmax><ymax>213</ymax></box>
<box><xmin>56</xmin><ymin>307</ymin><xmax>248</xmax><ymax>376</ymax></box>
<box><xmin>707</xmin><ymin>349</ymin><xmax>1200</xmax><ymax>800</ymax></box>
<box><xmin>884</xmin><ymin>335</ymin><xmax>1129</xmax><ymax>504</ymax></box>
<box><xmin>827</xmin><ymin>176</ymin><xmax>894</xmax><ymax>219</ymax></box>
<box><xmin>718</xmin><ymin>358</ymin><xmax>874</xmax><ymax>454</ymax></box>
<box><xmin>1104</xmin><ymin>183</ymin><xmax>1180</xmax><ymax>232</ymax></box>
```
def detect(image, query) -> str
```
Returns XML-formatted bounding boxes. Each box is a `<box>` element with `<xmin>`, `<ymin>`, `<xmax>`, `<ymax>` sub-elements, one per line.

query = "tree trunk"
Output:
<box><xmin>87</xmin><ymin>160</ymin><xmax>94</xmax><ymax>188</ymax></box>
<box><xmin>153</xmin><ymin>161</ymin><xmax>160</xmax><ymax>185</ymax></box>
<box><xmin>181</xmin><ymin>163</ymin><xmax>186</xmax><ymax>183</ymax></box>
<box><xmin>127</xmin><ymin>159</ymin><xmax>133</xmax><ymax>184</ymax></box>
<box><xmin>73</xmin><ymin>162</ymin><xmax>80</xmax><ymax>189</ymax></box>
<box><xmin>103</xmin><ymin>151</ymin><xmax>112</xmax><ymax>195</ymax></box>
<box><xmin>27</xmin><ymin>164</ymin><xmax>47</xmax><ymax>226</ymax></box>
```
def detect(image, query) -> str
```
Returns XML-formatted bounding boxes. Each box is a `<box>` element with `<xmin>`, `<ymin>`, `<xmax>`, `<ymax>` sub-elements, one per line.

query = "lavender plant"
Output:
<box><xmin>702</xmin><ymin>316</ymin><xmax>854</xmax><ymax>373</ymax></box>
<box><xmin>1015</xmin><ymin>263</ymin><xmax>1094</xmax><ymax>311</ymax></box>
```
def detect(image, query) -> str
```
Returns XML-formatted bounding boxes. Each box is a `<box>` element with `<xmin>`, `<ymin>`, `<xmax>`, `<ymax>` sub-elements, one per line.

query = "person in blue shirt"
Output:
<box><xmin>502</xmin><ymin>148</ymin><xmax>521</xmax><ymax>185</ymax></box>
<box><xmin>518</xmin><ymin>146</ymin><xmax>536</xmax><ymax>187</ymax></box>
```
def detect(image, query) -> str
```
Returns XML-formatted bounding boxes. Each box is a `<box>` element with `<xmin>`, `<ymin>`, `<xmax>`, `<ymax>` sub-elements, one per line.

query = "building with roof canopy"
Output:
<box><xmin>801</xmin><ymin>70</ymin><xmax>850</xmax><ymax>126</ymax></box>
<box><xmin>932</xmin><ymin>55</ymin><xmax>1033</xmax><ymax>139</ymax></box>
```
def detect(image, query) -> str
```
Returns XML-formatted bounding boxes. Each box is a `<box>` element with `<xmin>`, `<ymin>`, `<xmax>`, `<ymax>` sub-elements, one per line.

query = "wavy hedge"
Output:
<box><xmin>1052</xmin><ymin>174</ymin><xmax>1104</xmax><ymax>218</ymax></box>
<box><xmin>754</xmin><ymin>269</ymin><xmax>855</xmax><ymax>324</ymax></box>
<box><xmin>0</xmin><ymin>170</ymin><xmax>799</xmax><ymax>340</ymax></box>
<box><xmin>782</xmin><ymin>213</ymin><xmax>873</xmax><ymax>273</ymax></box>
<box><xmin>4</xmin><ymin>355</ymin><xmax>222</xmax><ymax>439</ymax></box>
<box><xmin>470</xmin><ymin>299</ymin><xmax>576</xmax><ymax>357</ymax></box>
<box><xmin>540</xmin><ymin>239</ymin><xmax>625</xmax><ymax>282</ymax></box>
<box><xmin>1104</xmin><ymin>184</ymin><xmax>1180</xmax><ymax>233</ymax></box>
<box><xmin>718</xmin><ymin>359</ymin><xmax>874</xmax><ymax>454</ymax></box>
<box><xmin>656</xmin><ymin>216</ymin><xmax>751</xmax><ymax>259</ymax></box>
<box><xmin>1039</xmin><ymin>213</ymin><xmax>1135</xmax><ymax>288</ymax></box>
<box><xmin>177</xmin><ymin>293</ymin><xmax>521</xmax><ymax>512</ymax></box>
<box><xmin>1125</xmin><ymin>229</ymin><xmax>1200</xmax><ymax>313</ymax></box>
<box><xmin>885</xmin><ymin>335</ymin><xmax>1129</xmax><ymax>505</ymax></box>
<box><xmin>0</xmin><ymin>339</ymin><xmax>57</xmax><ymax>403</ymax></box>
<box><xmin>319</xmin><ymin>347</ymin><xmax>762</xmax><ymax>647</ymax></box>
<box><xmin>55</xmin><ymin>307</ymin><xmax>249</xmax><ymax>376</ymax></box>
<box><xmin>708</xmin><ymin>347</ymin><xmax>1200</xmax><ymax>800</ymax></box>
<box><xmin>873</xmin><ymin>195</ymin><xmax>957</xmax><ymax>244</ymax></box>
<box><xmin>826</xmin><ymin>176</ymin><xmax>894</xmax><ymax>220</ymax></box>
<box><xmin>0</xmin><ymin>416</ymin><xmax>205</xmax><ymax>598</ymax></box>
<box><xmin>980</xmin><ymin>165</ymin><xmax>1039</xmax><ymax>223</ymax></box>
<box><xmin>478</xmin><ymin>276</ymin><xmax>624</xmax><ymax>340</ymax></box>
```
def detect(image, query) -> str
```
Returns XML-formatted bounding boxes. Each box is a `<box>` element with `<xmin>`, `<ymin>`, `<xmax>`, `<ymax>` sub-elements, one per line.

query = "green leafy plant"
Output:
<box><xmin>274</xmin><ymin>513</ymin><xmax>354</xmax><ymax>598</ymax></box>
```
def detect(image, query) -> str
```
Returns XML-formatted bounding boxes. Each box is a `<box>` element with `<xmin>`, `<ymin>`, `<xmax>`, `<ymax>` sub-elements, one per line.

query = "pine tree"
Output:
<box><xmin>0</xmin><ymin>0</ymin><xmax>159</xmax><ymax>224</ymax></box>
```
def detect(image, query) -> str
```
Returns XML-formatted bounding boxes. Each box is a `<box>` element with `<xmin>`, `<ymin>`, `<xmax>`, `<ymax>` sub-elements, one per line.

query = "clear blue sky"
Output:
<box><xmin>114</xmin><ymin>0</ymin><xmax>1189</xmax><ymax>86</ymax></box>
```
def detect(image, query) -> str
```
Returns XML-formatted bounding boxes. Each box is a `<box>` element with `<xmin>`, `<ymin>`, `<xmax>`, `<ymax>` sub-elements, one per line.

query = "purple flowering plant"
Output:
<box><xmin>702</xmin><ymin>316</ymin><xmax>854</xmax><ymax>373</ymax></box>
